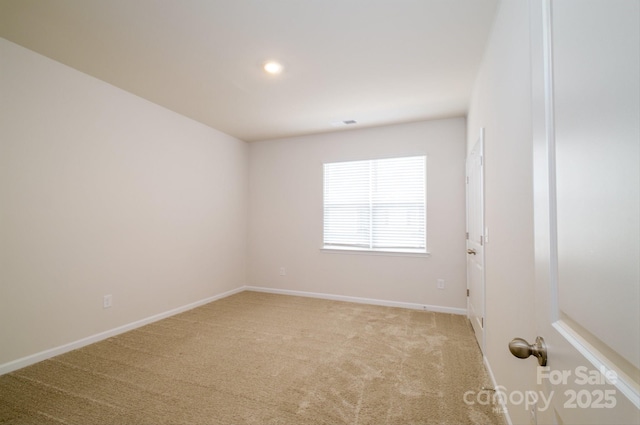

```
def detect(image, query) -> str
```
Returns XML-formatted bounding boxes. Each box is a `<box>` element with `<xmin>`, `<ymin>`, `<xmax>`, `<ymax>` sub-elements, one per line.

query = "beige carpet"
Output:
<box><xmin>0</xmin><ymin>291</ymin><xmax>504</xmax><ymax>424</ymax></box>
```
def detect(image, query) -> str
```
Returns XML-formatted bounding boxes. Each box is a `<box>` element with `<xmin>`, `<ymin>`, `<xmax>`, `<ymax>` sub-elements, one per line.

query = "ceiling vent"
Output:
<box><xmin>330</xmin><ymin>119</ymin><xmax>358</xmax><ymax>127</ymax></box>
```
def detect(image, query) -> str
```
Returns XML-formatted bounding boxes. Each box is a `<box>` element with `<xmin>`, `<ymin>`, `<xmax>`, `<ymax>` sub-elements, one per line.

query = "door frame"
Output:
<box><xmin>466</xmin><ymin>128</ymin><xmax>486</xmax><ymax>353</ymax></box>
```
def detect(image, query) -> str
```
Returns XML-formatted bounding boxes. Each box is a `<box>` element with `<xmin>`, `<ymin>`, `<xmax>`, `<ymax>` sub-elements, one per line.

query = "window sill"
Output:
<box><xmin>320</xmin><ymin>247</ymin><xmax>431</xmax><ymax>258</ymax></box>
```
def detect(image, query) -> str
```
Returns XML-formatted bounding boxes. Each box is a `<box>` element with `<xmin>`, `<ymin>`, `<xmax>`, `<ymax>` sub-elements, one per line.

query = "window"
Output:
<box><xmin>323</xmin><ymin>155</ymin><xmax>426</xmax><ymax>253</ymax></box>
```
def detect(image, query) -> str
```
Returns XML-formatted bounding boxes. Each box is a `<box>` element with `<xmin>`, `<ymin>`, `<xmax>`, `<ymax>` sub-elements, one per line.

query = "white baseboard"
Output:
<box><xmin>0</xmin><ymin>286</ymin><xmax>245</xmax><ymax>376</ymax></box>
<box><xmin>483</xmin><ymin>355</ymin><xmax>513</xmax><ymax>425</ymax></box>
<box><xmin>1</xmin><ymin>285</ymin><xmax>466</xmax><ymax>376</ymax></box>
<box><xmin>244</xmin><ymin>286</ymin><xmax>467</xmax><ymax>315</ymax></box>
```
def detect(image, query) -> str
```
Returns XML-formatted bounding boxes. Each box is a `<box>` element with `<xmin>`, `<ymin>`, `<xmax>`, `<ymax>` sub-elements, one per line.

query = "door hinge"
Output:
<box><xmin>466</xmin><ymin>176</ymin><xmax>469</xmax><ymax>184</ymax></box>
<box><xmin>466</xmin><ymin>232</ymin><xmax>469</xmax><ymax>240</ymax></box>
<box><xmin>481</xmin><ymin>317</ymin><xmax>484</xmax><ymax>328</ymax></box>
<box><xmin>480</xmin><ymin>235</ymin><xmax>484</xmax><ymax>246</ymax></box>
<box><xmin>467</xmin><ymin>289</ymin><xmax>470</xmax><ymax>297</ymax></box>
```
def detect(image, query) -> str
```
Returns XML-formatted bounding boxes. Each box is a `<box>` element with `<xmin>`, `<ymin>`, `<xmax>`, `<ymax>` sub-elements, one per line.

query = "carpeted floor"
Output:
<box><xmin>0</xmin><ymin>291</ymin><xmax>504</xmax><ymax>424</ymax></box>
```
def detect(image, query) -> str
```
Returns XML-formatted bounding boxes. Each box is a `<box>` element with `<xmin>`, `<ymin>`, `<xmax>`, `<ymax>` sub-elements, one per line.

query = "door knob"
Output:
<box><xmin>509</xmin><ymin>336</ymin><xmax>547</xmax><ymax>366</ymax></box>
<box><xmin>467</xmin><ymin>249</ymin><xmax>477</xmax><ymax>255</ymax></box>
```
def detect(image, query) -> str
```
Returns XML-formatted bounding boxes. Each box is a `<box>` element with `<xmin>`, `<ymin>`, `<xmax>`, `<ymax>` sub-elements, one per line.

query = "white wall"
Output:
<box><xmin>248</xmin><ymin>118</ymin><xmax>467</xmax><ymax>311</ymax></box>
<box><xmin>466</xmin><ymin>2</ymin><xmax>537</xmax><ymax>424</ymax></box>
<box><xmin>0</xmin><ymin>38</ymin><xmax>248</xmax><ymax>367</ymax></box>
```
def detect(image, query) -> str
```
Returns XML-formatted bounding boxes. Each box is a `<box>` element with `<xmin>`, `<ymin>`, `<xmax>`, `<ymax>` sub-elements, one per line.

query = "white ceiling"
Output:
<box><xmin>0</xmin><ymin>0</ymin><xmax>498</xmax><ymax>142</ymax></box>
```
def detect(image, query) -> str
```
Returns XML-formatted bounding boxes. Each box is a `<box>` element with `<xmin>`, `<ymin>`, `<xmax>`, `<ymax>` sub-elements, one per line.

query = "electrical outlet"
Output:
<box><xmin>279</xmin><ymin>267</ymin><xmax>286</xmax><ymax>276</ymax></box>
<box><xmin>437</xmin><ymin>279</ymin><xmax>445</xmax><ymax>290</ymax></box>
<box><xmin>103</xmin><ymin>294</ymin><xmax>113</xmax><ymax>309</ymax></box>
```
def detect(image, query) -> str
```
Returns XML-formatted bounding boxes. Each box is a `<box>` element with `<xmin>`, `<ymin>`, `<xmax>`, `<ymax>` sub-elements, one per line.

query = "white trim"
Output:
<box><xmin>0</xmin><ymin>286</ymin><xmax>245</xmax><ymax>376</ymax></box>
<box><xmin>1</xmin><ymin>285</ymin><xmax>467</xmax><ymax>376</ymax></box>
<box><xmin>323</xmin><ymin>155</ymin><xmax>428</xmax><ymax>254</ymax></box>
<box><xmin>245</xmin><ymin>286</ymin><xmax>467</xmax><ymax>315</ymax></box>
<box><xmin>553</xmin><ymin>320</ymin><xmax>640</xmax><ymax>409</ymax></box>
<box><xmin>466</xmin><ymin>127</ymin><xmax>486</xmax><ymax>355</ymax></box>
<box><xmin>320</xmin><ymin>247</ymin><xmax>431</xmax><ymax>258</ymax></box>
<box><xmin>483</xmin><ymin>355</ymin><xmax>513</xmax><ymax>425</ymax></box>
<box><xmin>541</xmin><ymin>0</ymin><xmax>560</xmax><ymax>321</ymax></box>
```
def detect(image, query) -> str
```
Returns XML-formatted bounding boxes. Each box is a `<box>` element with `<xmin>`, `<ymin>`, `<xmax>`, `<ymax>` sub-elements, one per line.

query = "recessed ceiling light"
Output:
<box><xmin>330</xmin><ymin>119</ymin><xmax>358</xmax><ymax>127</ymax></box>
<box><xmin>263</xmin><ymin>61</ymin><xmax>284</xmax><ymax>75</ymax></box>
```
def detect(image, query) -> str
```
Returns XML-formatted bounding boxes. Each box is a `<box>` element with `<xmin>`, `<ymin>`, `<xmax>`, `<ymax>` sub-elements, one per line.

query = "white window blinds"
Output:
<box><xmin>323</xmin><ymin>155</ymin><xmax>426</xmax><ymax>253</ymax></box>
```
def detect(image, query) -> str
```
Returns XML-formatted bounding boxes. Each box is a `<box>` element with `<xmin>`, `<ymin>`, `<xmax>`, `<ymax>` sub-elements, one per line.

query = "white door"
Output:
<box><xmin>466</xmin><ymin>130</ymin><xmax>485</xmax><ymax>352</ymax></box>
<box><xmin>530</xmin><ymin>0</ymin><xmax>640</xmax><ymax>423</ymax></box>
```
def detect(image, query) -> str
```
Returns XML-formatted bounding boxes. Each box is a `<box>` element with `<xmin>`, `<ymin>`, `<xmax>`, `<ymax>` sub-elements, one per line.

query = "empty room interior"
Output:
<box><xmin>1</xmin><ymin>1</ymin><xmax>638</xmax><ymax>424</ymax></box>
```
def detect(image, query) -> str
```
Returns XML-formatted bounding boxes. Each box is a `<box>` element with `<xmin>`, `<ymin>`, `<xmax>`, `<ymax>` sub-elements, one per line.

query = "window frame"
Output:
<box><xmin>321</xmin><ymin>155</ymin><xmax>429</xmax><ymax>257</ymax></box>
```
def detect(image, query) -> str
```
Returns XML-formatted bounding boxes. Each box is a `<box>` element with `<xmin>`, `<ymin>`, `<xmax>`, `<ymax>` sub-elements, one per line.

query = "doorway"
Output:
<box><xmin>466</xmin><ymin>128</ymin><xmax>485</xmax><ymax>352</ymax></box>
